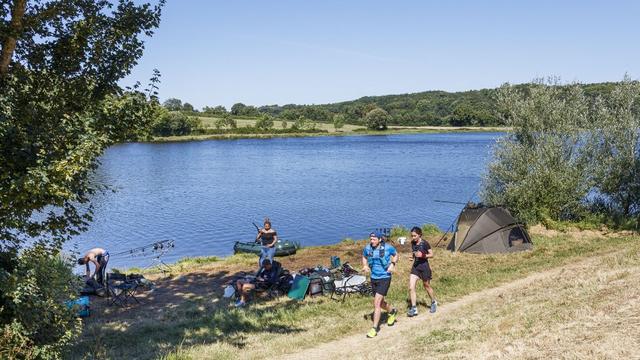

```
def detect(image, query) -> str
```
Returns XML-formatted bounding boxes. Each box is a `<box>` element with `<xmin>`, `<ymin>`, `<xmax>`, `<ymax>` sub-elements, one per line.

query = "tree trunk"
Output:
<box><xmin>0</xmin><ymin>0</ymin><xmax>27</xmax><ymax>77</ymax></box>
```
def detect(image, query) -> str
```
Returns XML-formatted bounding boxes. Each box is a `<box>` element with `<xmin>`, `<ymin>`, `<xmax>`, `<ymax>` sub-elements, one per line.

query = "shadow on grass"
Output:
<box><xmin>69</xmin><ymin>269</ymin><xmax>305</xmax><ymax>359</ymax></box>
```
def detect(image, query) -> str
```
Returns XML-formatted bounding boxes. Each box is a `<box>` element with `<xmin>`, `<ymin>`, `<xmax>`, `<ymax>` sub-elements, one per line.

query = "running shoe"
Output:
<box><xmin>234</xmin><ymin>299</ymin><xmax>246</xmax><ymax>308</ymax></box>
<box><xmin>387</xmin><ymin>308</ymin><xmax>398</xmax><ymax>326</ymax></box>
<box><xmin>407</xmin><ymin>306</ymin><xmax>418</xmax><ymax>317</ymax></box>
<box><xmin>430</xmin><ymin>300</ymin><xmax>438</xmax><ymax>313</ymax></box>
<box><xmin>366</xmin><ymin>327</ymin><xmax>378</xmax><ymax>338</ymax></box>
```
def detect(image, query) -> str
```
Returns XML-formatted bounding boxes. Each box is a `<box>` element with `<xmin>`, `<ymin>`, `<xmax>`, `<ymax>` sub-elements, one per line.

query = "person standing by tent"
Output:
<box><xmin>362</xmin><ymin>232</ymin><xmax>399</xmax><ymax>338</ymax></box>
<box><xmin>407</xmin><ymin>226</ymin><xmax>437</xmax><ymax>317</ymax></box>
<box><xmin>255</xmin><ymin>217</ymin><xmax>278</xmax><ymax>267</ymax></box>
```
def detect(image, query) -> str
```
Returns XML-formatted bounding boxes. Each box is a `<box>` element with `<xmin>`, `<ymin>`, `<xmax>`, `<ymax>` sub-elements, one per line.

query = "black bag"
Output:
<box><xmin>308</xmin><ymin>277</ymin><xmax>324</xmax><ymax>297</ymax></box>
<box><xmin>276</xmin><ymin>273</ymin><xmax>294</xmax><ymax>294</ymax></box>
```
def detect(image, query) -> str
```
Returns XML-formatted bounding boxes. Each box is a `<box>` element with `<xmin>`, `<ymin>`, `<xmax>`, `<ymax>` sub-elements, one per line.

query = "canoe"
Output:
<box><xmin>233</xmin><ymin>239</ymin><xmax>299</xmax><ymax>256</ymax></box>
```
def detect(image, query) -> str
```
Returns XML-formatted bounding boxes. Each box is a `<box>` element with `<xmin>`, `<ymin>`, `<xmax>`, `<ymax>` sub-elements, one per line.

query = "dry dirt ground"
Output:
<box><xmin>281</xmin><ymin>248</ymin><xmax>640</xmax><ymax>360</ymax></box>
<box><xmin>84</xmin><ymin>241</ymin><xmax>374</xmax><ymax>324</ymax></box>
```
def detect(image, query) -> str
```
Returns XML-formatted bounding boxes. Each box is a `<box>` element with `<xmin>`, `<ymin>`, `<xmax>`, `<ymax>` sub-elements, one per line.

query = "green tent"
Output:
<box><xmin>447</xmin><ymin>205</ymin><xmax>532</xmax><ymax>254</ymax></box>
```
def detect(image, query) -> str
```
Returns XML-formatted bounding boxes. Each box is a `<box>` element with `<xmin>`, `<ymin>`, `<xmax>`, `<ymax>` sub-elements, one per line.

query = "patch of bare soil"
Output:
<box><xmin>84</xmin><ymin>240</ymin><xmax>383</xmax><ymax>325</ymax></box>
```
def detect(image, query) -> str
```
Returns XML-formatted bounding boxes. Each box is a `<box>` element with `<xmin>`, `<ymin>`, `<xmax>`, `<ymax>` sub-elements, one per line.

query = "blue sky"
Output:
<box><xmin>123</xmin><ymin>0</ymin><xmax>640</xmax><ymax>109</ymax></box>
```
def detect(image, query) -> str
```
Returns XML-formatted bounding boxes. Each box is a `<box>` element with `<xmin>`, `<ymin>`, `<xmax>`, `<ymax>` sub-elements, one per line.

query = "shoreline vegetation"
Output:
<box><xmin>72</xmin><ymin>224</ymin><xmax>639</xmax><ymax>359</ymax></box>
<box><xmin>150</xmin><ymin>123</ymin><xmax>509</xmax><ymax>143</ymax></box>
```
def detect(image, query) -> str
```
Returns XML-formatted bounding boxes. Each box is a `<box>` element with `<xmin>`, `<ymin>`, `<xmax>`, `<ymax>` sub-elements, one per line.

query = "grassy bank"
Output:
<box><xmin>69</xmin><ymin>227</ymin><xmax>639</xmax><ymax>359</ymax></box>
<box><xmin>150</xmin><ymin>116</ymin><xmax>507</xmax><ymax>143</ymax></box>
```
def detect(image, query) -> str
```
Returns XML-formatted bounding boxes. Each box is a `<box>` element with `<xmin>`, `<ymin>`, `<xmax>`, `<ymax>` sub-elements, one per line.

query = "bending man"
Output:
<box><xmin>78</xmin><ymin>248</ymin><xmax>110</xmax><ymax>286</ymax></box>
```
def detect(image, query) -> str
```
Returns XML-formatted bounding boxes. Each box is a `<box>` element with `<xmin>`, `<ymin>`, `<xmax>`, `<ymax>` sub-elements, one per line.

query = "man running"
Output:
<box><xmin>362</xmin><ymin>232</ymin><xmax>399</xmax><ymax>338</ymax></box>
<box><xmin>407</xmin><ymin>226</ymin><xmax>437</xmax><ymax>317</ymax></box>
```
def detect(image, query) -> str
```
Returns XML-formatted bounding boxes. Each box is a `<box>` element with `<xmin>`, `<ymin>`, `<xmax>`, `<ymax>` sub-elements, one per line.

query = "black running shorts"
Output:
<box><xmin>410</xmin><ymin>262</ymin><xmax>432</xmax><ymax>281</ymax></box>
<box><xmin>371</xmin><ymin>277</ymin><xmax>391</xmax><ymax>296</ymax></box>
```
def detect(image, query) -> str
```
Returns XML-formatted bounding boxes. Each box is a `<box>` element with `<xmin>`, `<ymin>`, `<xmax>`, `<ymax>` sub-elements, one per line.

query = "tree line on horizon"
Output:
<box><xmin>161</xmin><ymin>82</ymin><xmax>621</xmax><ymax>128</ymax></box>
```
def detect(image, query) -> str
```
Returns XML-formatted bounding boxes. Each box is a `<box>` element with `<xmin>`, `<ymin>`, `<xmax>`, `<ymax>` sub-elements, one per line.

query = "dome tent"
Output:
<box><xmin>447</xmin><ymin>204</ymin><xmax>532</xmax><ymax>254</ymax></box>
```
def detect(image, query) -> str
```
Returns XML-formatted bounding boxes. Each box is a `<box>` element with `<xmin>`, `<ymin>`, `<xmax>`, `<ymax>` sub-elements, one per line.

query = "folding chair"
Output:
<box><xmin>330</xmin><ymin>263</ymin><xmax>373</xmax><ymax>301</ymax></box>
<box><xmin>254</xmin><ymin>266</ymin><xmax>285</xmax><ymax>299</ymax></box>
<box><xmin>107</xmin><ymin>273</ymin><xmax>141</xmax><ymax>306</ymax></box>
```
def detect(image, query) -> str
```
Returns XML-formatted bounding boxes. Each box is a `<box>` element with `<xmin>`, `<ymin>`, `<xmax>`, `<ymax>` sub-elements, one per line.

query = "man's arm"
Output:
<box><xmin>255</xmin><ymin>229</ymin><xmax>263</xmax><ymax>242</ymax></box>
<box><xmin>89</xmin><ymin>258</ymin><xmax>100</xmax><ymax>278</ymax></box>
<box><xmin>388</xmin><ymin>252</ymin><xmax>399</xmax><ymax>273</ymax></box>
<box><xmin>362</xmin><ymin>255</ymin><xmax>370</xmax><ymax>273</ymax></box>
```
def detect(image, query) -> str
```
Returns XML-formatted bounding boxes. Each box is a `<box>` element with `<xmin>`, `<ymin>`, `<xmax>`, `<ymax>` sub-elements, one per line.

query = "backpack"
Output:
<box><xmin>276</xmin><ymin>272</ymin><xmax>293</xmax><ymax>294</ymax></box>
<box><xmin>364</xmin><ymin>242</ymin><xmax>389</xmax><ymax>270</ymax></box>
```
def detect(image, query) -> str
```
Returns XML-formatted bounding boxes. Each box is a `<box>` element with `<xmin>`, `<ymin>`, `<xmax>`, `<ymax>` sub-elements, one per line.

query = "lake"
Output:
<box><xmin>71</xmin><ymin>132</ymin><xmax>501</xmax><ymax>269</ymax></box>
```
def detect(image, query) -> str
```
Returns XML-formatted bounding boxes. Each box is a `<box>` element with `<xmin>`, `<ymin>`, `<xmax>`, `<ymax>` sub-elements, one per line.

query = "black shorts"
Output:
<box><xmin>371</xmin><ymin>277</ymin><xmax>391</xmax><ymax>296</ymax></box>
<box><xmin>411</xmin><ymin>262</ymin><xmax>432</xmax><ymax>281</ymax></box>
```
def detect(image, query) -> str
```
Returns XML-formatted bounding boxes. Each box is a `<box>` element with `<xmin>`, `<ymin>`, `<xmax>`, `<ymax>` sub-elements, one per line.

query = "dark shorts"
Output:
<box><xmin>411</xmin><ymin>262</ymin><xmax>432</xmax><ymax>281</ymax></box>
<box><xmin>371</xmin><ymin>277</ymin><xmax>391</xmax><ymax>296</ymax></box>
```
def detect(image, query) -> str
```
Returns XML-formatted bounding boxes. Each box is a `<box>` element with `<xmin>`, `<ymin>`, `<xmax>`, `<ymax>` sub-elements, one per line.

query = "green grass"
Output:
<box><xmin>150</xmin><ymin>122</ymin><xmax>506</xmax><ymax>143</ymax></box>
<box><xmin>69</xmin><ymin>229</ymin><xmax>639</xmax><ymax>359</ymax></box>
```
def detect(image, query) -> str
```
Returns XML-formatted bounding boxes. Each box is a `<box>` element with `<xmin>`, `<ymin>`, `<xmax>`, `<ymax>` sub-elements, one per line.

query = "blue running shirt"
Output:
<box><xmin>363</xmin><ymin>243</ymin><xmax>397</xmax><ymax>280</ymax></box>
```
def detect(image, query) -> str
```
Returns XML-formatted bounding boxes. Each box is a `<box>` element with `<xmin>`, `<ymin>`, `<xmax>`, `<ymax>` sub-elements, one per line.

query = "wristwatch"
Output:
<box><xmin>391</xmin><ymin>261</ymin><xmax>397</xmax><ymax>266</ymax></box>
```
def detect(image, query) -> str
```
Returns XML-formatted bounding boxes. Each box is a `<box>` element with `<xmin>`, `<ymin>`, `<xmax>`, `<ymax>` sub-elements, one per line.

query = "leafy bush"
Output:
<box><xmin>152</xmin><ymin>111</ymin><xmax>202</xmax><ymax>136</ymax></box>
<box><xmin>254</xmin><ymin>114</ymin><xmax>275</xmax><ymax>130</ymax></box>
<box><xmin>0</xmin><ymin>247</ymin><xmax>82</xmax><ymax>359</ymax></box>
<box><xmin>365</xmin><ymin>108</ymin><xmax>389</xmax><ymax>130</ymax></box>
<box><xmin>291</xmin><ymin>116</ymin><xmax>313</xmax><ymax>130</ymax></box>
<box><xmin>333</xmin><ymin>114</ymin><xmax>345</xmax><ymax>131</ymax></box>
<box><xmin>481</xmin><ymin>80</ymin><xmax>592</xmax><ymax>223</ymax></box>
<box><xmin>214</xmin><ymin>114</ymin><xmax>237</xmax><ymax>130</ymax></box>
<box><xmin>588</xmin><ymin>77</ymin><xmax>640</xmax><ymax>218</ymax></box>
<box><xmin>482</xmin><ymin>77</ymin><xmax>640</xmax><ymax>226</ymax></box>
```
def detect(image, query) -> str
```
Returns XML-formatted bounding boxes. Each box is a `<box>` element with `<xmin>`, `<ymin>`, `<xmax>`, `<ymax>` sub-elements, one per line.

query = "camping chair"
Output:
<box><xmin>330</xmin><ymin>263</ymin><xmax>373</xmax><ymax>301</ymax></box>
<box><xmin>107</xmin><ymin>273</ymin><xmax>141</xmax><ymax>307</ymax></box>
<box><xmin>254</xmin><ymin>265</ymin><xmax>285</xmax><ymax>299</ymax></box>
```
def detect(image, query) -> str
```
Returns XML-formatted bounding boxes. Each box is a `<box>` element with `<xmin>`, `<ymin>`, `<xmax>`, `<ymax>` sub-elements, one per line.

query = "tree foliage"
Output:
<box><xmin>588</xmin><ymin>77</ymin><xmax>640</xmax><ymax>217</ymax></box>
<box><xmin>365</xmin><ymin>108</ymin><xmax>389</xmax><ymax>130</ymax></box>
<box><xmin>214</xmin><ymin>113</ymin><xmax>236</xmax><ymax>130</ymax></box>
<box><xmin>481</xmin><ymin>77</ymin><xmax>640</xmax><ymax>225</ymax></box>
<box><xmin>163</xmin><ymin>98</ymin><xmax>182</xmax><ymax>111</ymax></box>
<box><xmin>254</xmin><ymin>114</ymin><xmax>274</xmax><ymax>130</ymax></box>
<box><xmin>0</xmin><ymin>0</ymin><xmax>164</xmax><ymax>356</ymax></box>
<box><xmin>152</xmin><ymin>110</ymin><xmax>201</xmax><ymax>136</ymax></box>
<box><xmin>333</xmin><ymin>114</ymin><xmax>345</xmax><ymax>131</ymax></box>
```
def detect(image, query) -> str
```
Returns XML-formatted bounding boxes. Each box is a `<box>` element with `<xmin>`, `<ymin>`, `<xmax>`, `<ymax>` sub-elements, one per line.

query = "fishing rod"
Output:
<box><xmin>433</xmin><ymin>190</ymin><xmax>480</xmax><ymax>248</ymax></box>
<box><xmin>110</xmin><ymin>239</ymin><xmax>175</xmax><ymax>258</ymax></box>
<box><xmin>434</xmin><ymin>199</ymin><xmax>468</xmax><ymax>205</ymax></box>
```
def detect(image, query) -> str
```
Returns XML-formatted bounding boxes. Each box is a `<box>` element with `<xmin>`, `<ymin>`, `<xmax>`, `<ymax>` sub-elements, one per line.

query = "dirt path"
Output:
<box><xmin>281</xmin><ymin>249</ymin><xmax>640</xmax><ymax>360</ymax></box>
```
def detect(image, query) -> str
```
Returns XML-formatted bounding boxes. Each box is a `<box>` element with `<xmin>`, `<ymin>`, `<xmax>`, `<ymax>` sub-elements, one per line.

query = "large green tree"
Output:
<box><xmin>0</xmin><ymin>0</ymin><xmax>163</xmax><ymax>356</ymax></box>
<box><xmin>365</xmin><ymin>107</ymin><xmax>389</xmax><ymax>130</ymax></box>
<box><xmin>0</xmin><ymin>0</ymin><xmax>163</xmax><ymax>251</ymax></box>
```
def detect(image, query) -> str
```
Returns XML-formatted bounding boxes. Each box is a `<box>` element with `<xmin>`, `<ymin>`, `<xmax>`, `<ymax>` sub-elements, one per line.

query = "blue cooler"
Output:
<box><xmin>66</xmin><ymin>296</ymin><xmax>90</xmax><ymax>317</ymax></box>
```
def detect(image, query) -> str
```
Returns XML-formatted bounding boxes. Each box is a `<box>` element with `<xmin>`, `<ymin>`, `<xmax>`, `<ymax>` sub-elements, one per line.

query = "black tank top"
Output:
<box><xmin>260</xmin><ymin>231</ymin><xmax>277</xmax><ymax>246</ymax></box>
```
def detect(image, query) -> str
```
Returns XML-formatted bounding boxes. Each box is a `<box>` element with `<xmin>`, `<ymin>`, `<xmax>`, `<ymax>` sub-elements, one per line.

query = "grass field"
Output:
<box><xmin>196</xmin><ymin>116</ymin><xmax>363</xmax><ymax>133</ymax></box>
<box><xmin>68</xmin><ymin>227</ymin><xmax>639</xmax><ymax>359</ymax></box>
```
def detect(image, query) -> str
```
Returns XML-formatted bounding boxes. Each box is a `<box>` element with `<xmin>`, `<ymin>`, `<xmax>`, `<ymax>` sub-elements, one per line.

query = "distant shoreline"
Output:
<box><xmin>149</xmin><ymin>126</ymin><xmax>509</xmax><ymax>143</ymax></box>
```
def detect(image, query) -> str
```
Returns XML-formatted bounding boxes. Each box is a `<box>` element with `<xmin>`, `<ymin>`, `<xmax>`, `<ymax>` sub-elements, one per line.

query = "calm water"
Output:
<box><xmin>71</xmin><ymin>132</ymin><xmax>501</xmax><ymax>269</ymax></box>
